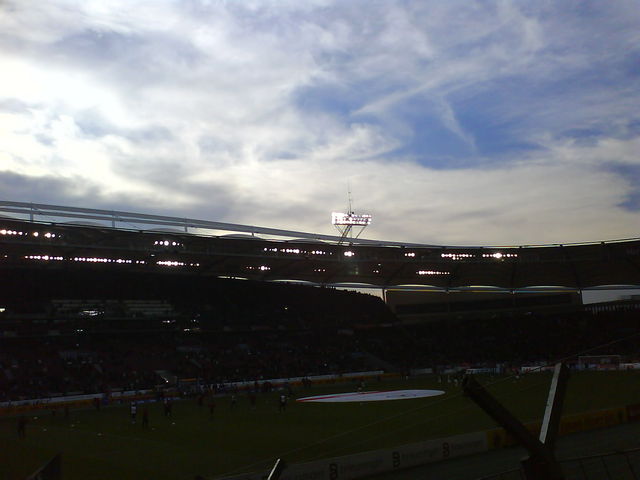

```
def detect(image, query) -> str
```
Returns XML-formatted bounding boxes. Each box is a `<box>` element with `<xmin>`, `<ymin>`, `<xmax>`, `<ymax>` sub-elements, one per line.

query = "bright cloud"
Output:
<box><xmin>0</xmin><ymin>0</ymin><xmax>639</xmax><ymax>245</ymax></box>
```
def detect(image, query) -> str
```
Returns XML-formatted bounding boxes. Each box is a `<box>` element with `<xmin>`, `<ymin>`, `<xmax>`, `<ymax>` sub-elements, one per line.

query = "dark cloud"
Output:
<box><xmin>49</xmin><ymin>30</ymin><xmax>143</xmax><ymax>66</ymax></box>
<box><xmin>0</xmin><ymin>170</ymin><xmax>234</xmax><ymax>223</ymax></box>
<box><xmin>109</xmin><ymin>152</ymin><xmax>189</xmax><ymax>187</ymax></box>
<box><xmin>0</xmin><ymin>171</ymin><xmax>100</xmax><ymax>206</ymax></box>
<box><xmin>75</xmin><ymin>109</ymin><xmax>174</xmax><ymax>143</ymax></box>
<box><xmin>610</xmin><ymin>165</ymin><xmax>640</xmax><ymax>212</ymax></box>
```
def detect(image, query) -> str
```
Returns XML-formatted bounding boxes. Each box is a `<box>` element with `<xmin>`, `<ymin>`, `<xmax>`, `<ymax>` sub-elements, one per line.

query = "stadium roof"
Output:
<box><xmin>1</xmin><ymin>200</ymin><xmax>640</xmax><ymax>292</ymax></box>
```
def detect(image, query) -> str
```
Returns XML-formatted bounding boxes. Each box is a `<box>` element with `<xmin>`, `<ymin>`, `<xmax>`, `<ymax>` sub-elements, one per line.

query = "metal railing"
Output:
<box><xmin>0</xmin><ymin>200</ymin><xmax>425</xmax><ymax>247</ymax></box>
<box><xmin>3</xmin><ymin>200</ymin><xmax>640</xmax><ymax>249</ymax></box>
<box><xmin>477</xmin><ymin>448</ymin><xmax>640</xmax><ymax>480</ymax></box>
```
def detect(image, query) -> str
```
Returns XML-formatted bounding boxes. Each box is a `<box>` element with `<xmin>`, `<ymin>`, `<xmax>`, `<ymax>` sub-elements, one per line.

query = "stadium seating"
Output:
<box><xmin>1</xmin><ymin>271</ymin><xmax>639</xmax><ymax>402</ymax></box>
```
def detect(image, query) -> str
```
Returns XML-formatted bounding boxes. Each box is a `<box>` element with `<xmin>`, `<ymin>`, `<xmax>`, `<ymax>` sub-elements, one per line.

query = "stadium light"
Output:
<box><xmin>417</xmin><ymin>270</ymin><xmax>450</xmax><ymax>275</ymax></box>
<box><xmin>332</xmin><ymin>211</ymin><xmax>372</xmax><ymax>245</ymax></box>
<box><xmin>331</xmin><ymin>212</ymin><xmax>372</xmax><ymax>226</ymax></box>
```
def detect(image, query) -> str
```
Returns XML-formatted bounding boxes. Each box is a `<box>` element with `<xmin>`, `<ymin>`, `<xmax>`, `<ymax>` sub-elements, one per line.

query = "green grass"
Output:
<box><xmin>1</xmin><ymin>371</ymin><xmax>639</xmax><ymax>480</ymax></box>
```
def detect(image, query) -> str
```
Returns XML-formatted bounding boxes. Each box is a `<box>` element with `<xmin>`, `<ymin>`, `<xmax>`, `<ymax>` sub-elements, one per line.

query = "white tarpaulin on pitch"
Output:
<box><xmin>296</xmin><ymin>389</ymin><xmax>445</xmax><ymax>403</ymax></box>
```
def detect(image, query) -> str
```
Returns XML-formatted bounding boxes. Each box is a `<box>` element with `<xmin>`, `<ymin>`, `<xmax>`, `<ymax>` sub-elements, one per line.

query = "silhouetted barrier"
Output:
<box><xmin>477</xmin><ymin>448</ymin><xmax>640</xmax><ymax>480</ymax></box>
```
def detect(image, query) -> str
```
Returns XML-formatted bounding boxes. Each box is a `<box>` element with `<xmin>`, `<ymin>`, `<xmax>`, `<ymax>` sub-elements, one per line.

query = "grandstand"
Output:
<box><xmin>1</xmin><ymin>201</ymin><xmax>639</xmax><ymax>480</ymax></box>
<box><xmin>1</xmin><ymin>200</ymin><xmax>640</xmax><ymax>291</ymax></box>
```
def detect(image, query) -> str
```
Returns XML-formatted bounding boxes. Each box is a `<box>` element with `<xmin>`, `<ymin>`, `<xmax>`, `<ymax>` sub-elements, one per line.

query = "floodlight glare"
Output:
<box><xmin>332</xmin><ymin>212</ymin><xmax>372</xmax><ymax>226</ymax></box>
<box><xmin>331</xmin><ymin>190</ymin><xmax>372</xmax><ymax>244</ymax></box>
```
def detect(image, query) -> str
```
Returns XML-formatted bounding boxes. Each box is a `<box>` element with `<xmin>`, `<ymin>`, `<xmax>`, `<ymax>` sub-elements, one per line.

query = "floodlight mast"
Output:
<box><xmin>331</xmin><ymin>212</ymin><xmax>372</xmax><ymax>245</ymax></box>
<box><xmin>332</xmin><ymin>187</ymin><xmax>372</xmax><ymax>244</ymax></box>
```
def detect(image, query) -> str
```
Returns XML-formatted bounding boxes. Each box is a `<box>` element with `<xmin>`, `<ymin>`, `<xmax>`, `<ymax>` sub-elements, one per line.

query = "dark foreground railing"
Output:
<box><xmin>477</xmin><ymin>447</ymin><xmax>640</xmax><ymax>480</ymax></box>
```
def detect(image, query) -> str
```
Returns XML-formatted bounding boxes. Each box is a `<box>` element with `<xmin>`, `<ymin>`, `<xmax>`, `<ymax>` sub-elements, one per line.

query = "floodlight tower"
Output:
<box><xmin>331</xmin><ymin>188</ymin><xmax>372</xmax><ymax>245</ymax></box>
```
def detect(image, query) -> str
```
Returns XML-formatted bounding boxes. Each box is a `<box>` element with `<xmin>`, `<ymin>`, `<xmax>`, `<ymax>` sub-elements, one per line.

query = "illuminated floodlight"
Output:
<box><xmin>332</xmin><ymin>212</ymin><xmax>372</xmax><ymax>226</ymax></box>
<box><xmin>481</xmin><ymin>252</ymin><xmax>518</xmax><ymax>259</ymax></box>
<box><xmin>157</xmin><ymin>260</ymin><xmax>185</xmax><ymax>267</ymax></box>
<box><xmin>24</xmin><ymin>255</ymin><xmax>64</xmax><ymax>261</ymax></box>
<box><xmin>442</xmin><ymin>253</ymin><xmax>475</xmax><ymax>260</ymax></box>
<box><xmin>332</xmin><ymin>211</ymin><xmax>372</xmax><ymax>245</ymax></box>
<box><xmin>246</xmin><ymin>265</ymin><xmax>271</xmax><ymax>271</ymax></box>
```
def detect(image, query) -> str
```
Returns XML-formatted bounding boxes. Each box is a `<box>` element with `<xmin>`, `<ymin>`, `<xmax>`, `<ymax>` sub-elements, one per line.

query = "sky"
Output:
<box><xmin>1</xmin><ymin>0</ymin><xmax>639</xmax><ymax>247</ymax></box>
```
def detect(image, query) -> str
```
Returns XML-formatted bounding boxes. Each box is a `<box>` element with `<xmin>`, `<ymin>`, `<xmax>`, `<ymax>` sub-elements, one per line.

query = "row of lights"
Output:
<box><xmin>441</xmin><ymin>253</ymin><xmax>474</xmax><ymax>260</ymax></box>
<box><xmin>157</xmin><ymin>260</ymin><xmax>200</xmax><ymax>267</ymax></box>
<box><xmin>261</xmin><ymin>247</ymin><xmax>518</xmax><ymax>261</ymax></box>
<box><xmin>482</xmin><ymin>252</ymin><xmax>518</xmax><ymax>259</ymax></box>
<box><xmin>157</xmin><ymin>260</ymin><xmax>185</xmax><ymax>267</ymax></box>
<box><xmin>6</xmin><ymin>226</ymin><xmax>520</xmax><ymax>263</ymax></box>
<box><xmin>72</xmin><ymin>257</ymin><xmax>141</xmax><ymax>264</ymax></box>
<box><xmin>246</xmin><ymin>265</ymin><xmax>271</xmax><ymax>271</ymax></box>
<box><xmin>25</xmin><ymin>255</ymin><xmax>64</xmax><ymax>261</ymax></box>
<box><xmin>23</xmin><ymin>255</ymin><xmax>196</xmax><ymax>267</ymax></box>
<box><xmin>442</xmin><ymin>252</ymin><xmax>518</xmax><ymax>260</ymax></box>
<box><xmin>1</xmin><ymin>229</ymin><xmax>25</xmax><ymax>236</ymax></box>
<box><xmin>154</xmin><ymin>240</ymin><xmax>182</xmax><ymax>247</ymax></box>
<box><xmin>1</xmin><ymin>229</ymin><xmax>57</xmax><ymax>238</ymax></box>
<box><xmin>263</xmin><ymin>247</ymin><xmax>328</xmax><ymax>255</ymax></box>
<box><xmin>243</xmin><ymin>265</ymin><xmax>447</xmax><ymax>276</ymax></box>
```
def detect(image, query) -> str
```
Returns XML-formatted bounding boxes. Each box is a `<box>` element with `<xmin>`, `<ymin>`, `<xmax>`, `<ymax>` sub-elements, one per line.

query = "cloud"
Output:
<box><xmin>0</xmin><ymin>0</ymin><xmax>639</xmax><ymax>246</ymax></box>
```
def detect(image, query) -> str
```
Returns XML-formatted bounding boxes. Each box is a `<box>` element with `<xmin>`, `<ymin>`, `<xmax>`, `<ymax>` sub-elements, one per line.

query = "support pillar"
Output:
<box><xmin>463</xmin><ymin>363</ymin><xmax>570</xmax><ymax>480</ymax></box>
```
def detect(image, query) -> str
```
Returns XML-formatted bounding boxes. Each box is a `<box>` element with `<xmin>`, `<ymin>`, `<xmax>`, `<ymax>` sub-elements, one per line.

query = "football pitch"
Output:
<box><xmin>1</xmin><ymin>371</ymin><xmax>638</xmax><ymax>480</ymax></box>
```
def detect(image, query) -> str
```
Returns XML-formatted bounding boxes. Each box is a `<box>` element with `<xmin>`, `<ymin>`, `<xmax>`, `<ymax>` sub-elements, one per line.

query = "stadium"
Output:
<box><xmin>1</xmin><ymin>201</ymin><xmax>639</xmax><ymax>480</ymax></box>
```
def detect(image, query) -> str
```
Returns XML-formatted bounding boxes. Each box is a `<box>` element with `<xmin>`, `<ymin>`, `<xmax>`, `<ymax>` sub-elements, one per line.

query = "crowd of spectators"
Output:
<box><xmin>1</xmin><ymin>272</ymin><xmax>639</xmax><ymax>402</ymax></box>
<box><xmin>359</xmin><ymin>304</ymin><xmax>640</xmax><ymax>372</ymax></box>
